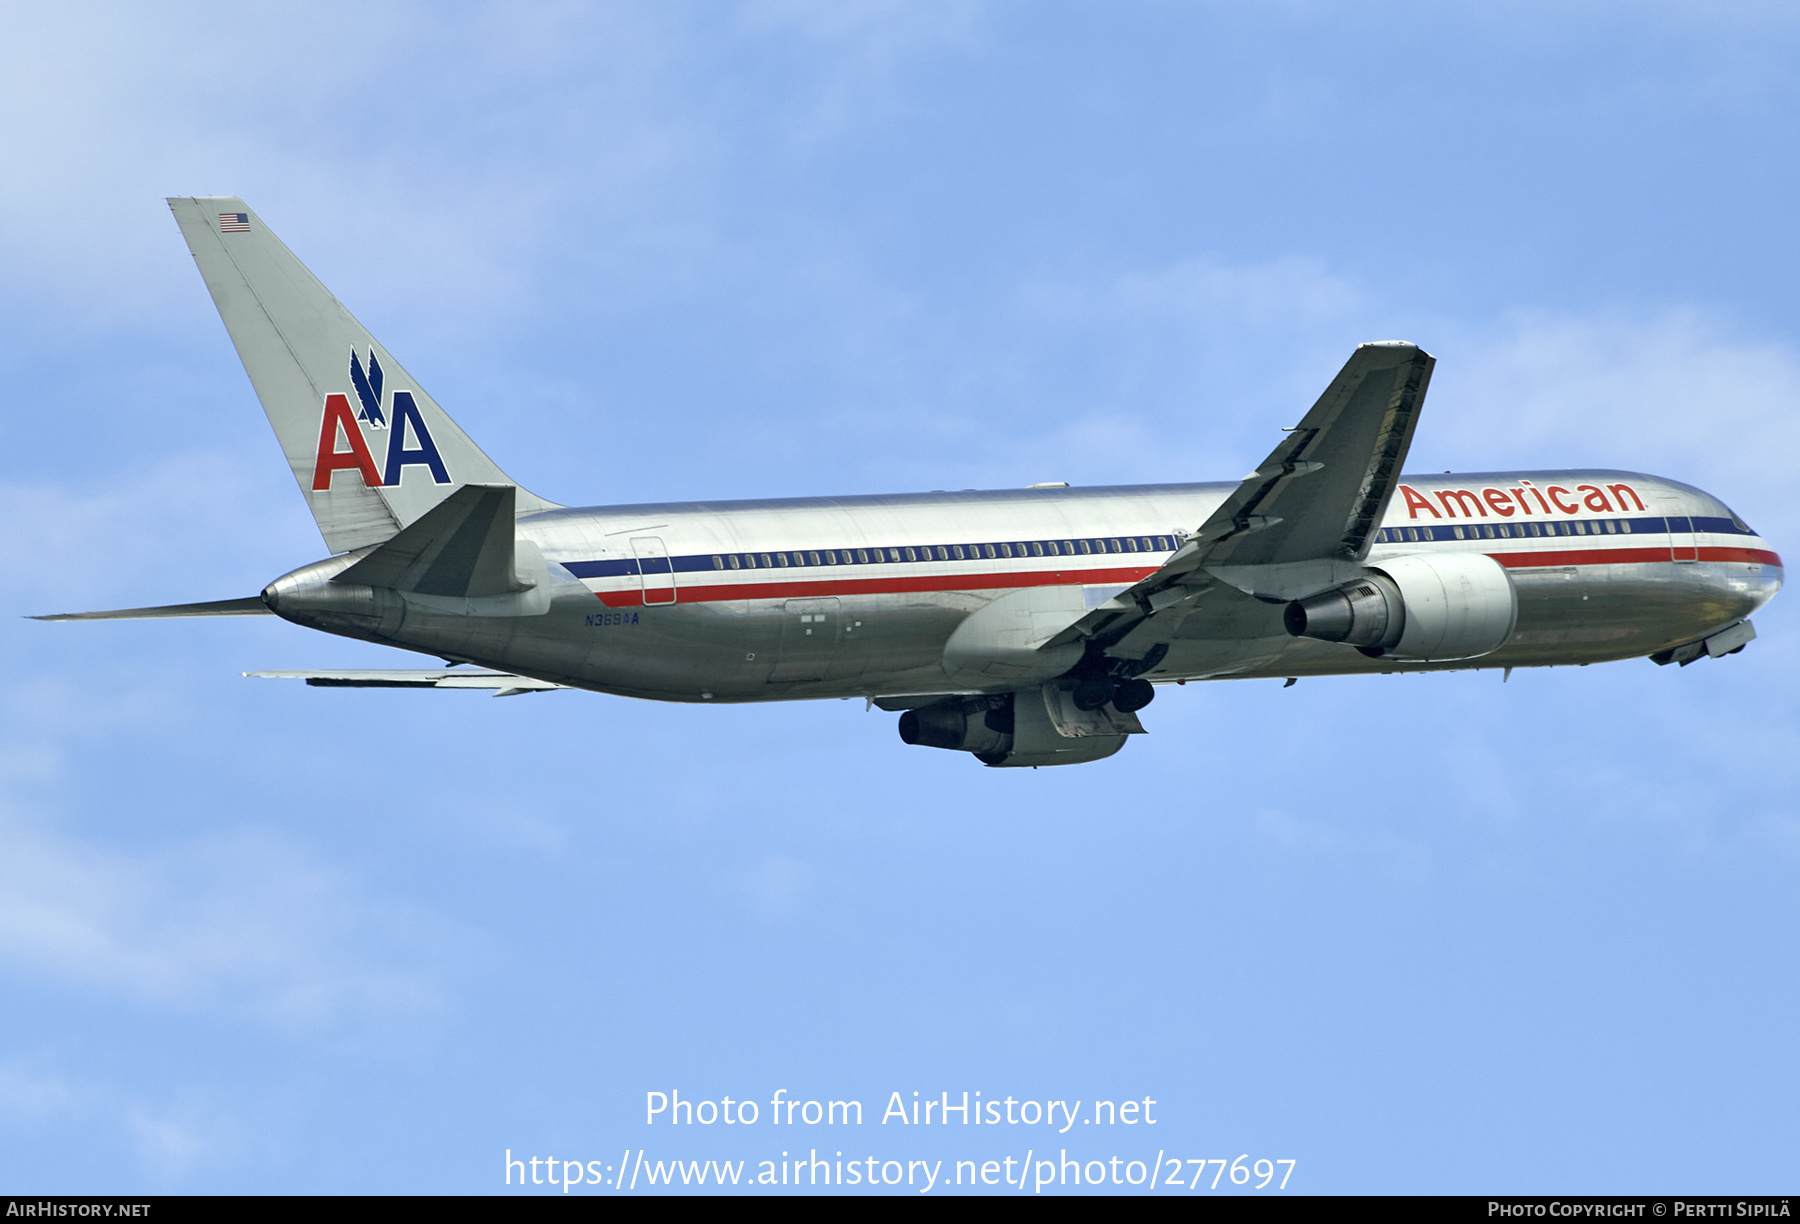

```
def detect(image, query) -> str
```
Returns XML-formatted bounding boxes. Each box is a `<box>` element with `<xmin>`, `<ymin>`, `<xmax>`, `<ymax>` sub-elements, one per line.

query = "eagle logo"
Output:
<box><xmin>350</xmin><ymin>349</ymin><xmax>386</xmax><ymax>428</ymax></box>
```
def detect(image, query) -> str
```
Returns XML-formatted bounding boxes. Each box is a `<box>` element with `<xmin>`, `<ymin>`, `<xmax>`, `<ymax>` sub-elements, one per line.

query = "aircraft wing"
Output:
<box><xmin>246</xmin><ymin>668</ymin><xmax>565</xmax><ymax>696</ymax></box>
<box><xmin>1045</xmin><ymin>341</ymin><xmax>1434</xmax><ymax>653</ymax></box>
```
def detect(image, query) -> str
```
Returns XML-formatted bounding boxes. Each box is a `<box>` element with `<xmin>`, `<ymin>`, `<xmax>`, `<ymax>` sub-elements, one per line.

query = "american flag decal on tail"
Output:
<box><xmin>219</xmin><ymin>212</ymin><xmax>249</xmax><ymax>232</ymax></box>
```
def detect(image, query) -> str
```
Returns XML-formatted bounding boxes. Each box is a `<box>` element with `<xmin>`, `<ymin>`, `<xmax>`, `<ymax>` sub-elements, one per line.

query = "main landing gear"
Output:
<box><xmin>1071</xmin><ymin>673</ymin><xmax>1156</xmax><ymax>713</ymax></box>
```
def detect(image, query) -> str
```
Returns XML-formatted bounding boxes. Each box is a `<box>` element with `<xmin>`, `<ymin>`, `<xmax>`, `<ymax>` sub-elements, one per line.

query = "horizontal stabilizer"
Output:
<box><xmin>336</xmin><ymin>485</ymin><xmax>525</xmax><ymax>597</ymax></box>
<box><xmin>33</xmin><ymin>596</ymin><xmax>271</xmax><ymax>621</ymax></box>
<box><xmin>246</xmin><ymin>668</ymin><xmax>564</xmax><ymax>696</ymax></box>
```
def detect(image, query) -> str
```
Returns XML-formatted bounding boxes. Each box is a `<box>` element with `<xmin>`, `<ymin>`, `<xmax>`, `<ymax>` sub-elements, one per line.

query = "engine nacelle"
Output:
<box><xmin>898</xmin><ymin>698</ymin><xmax>1012</xmax><ymax>758</ymax></box>
<box><xmin>897</xmin><ymin>690</ymin><xmax>1130</xmax><ymax>767</ymax></box>
<box><xmin>1284</xmin><ymin>551</ymin><xmax>1517</xmax><ymax>662</ymax></box>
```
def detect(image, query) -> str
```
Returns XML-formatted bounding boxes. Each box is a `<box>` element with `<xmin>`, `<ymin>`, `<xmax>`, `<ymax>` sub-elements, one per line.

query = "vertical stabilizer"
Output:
<box><xmin>168</xmin><ymin>197</ymin><xmax>557</xmax><ymax>553</ymax></box>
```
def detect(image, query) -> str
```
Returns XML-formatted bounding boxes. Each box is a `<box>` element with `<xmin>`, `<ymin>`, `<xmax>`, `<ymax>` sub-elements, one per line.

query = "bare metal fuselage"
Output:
<box><xmin>262</xmin><ymin>468</ymin><xmax>1783</xmax><ymax>704</ymax></box>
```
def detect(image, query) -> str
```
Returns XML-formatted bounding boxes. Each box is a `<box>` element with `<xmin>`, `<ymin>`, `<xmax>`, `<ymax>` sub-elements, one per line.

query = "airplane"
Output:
<box><xmin>36</xmin><ymin>198</ymin><xmax>1784</xmax><ymax>767</ymax></box>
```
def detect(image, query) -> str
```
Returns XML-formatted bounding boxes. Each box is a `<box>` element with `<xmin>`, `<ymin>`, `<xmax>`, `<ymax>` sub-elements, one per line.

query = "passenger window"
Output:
<box><xmin>1030</xmin><ymin>542</ymin><xmax>1044</xmax><ymax>557</ymax></box>
<box><xmin>776</xmin><ymin>553</ymin><xmax>789</xmax><ymax>567</ymax></box>
<box><xmin>806</xmin><ymin>551</ymin><xmax>818</xmax><ymax>565</ymax></box>
<box><xmin>1481</xmin><ymin>524</ymin><xmax>1494</xmax><ymax>539</ymax></box>
<box><xmin>1063</xmin><ymin>541</ymin><xmax>1076</xmax><ymax>555</ymax></box>
<box><xmin>903</xmin><ymin>547</ymin><xmax>917</xmax><ymax>562</ymax></box>
<box><xmin>1079</xmin><ymin>539</ymin><xmax>1093</xmax><ymax>554</ymax></box>
<box><xmin>934</xmin><ymin>546</ymin><xmax>946</xmax><ymax>560</ymax></box>
<box><xmin>1620</xmin><ymin>520</ymin><xmax>1631</xmax><ymax>534</ymax></box>
<box><xmin>728</xmin><ymin>554</ymin><xmax>741</xmax><ymax>570</ymax></box>
<box><xmin>712</xmin><ymin>555</ymin><xmax>724</xmax><ymax>569</ymax></box>
<box><xmin>1108</xmin><ymin>539</ymin><xmax>1121</xmax><ymax>553</ymax></box>
<box><xmin>855</xmin><ymin>549</ymin><xmax>868</xmax><ymax>563</ymax></box>
<box><xmin>759</xmin><ymin>553</ymin><xmax>773</xmax><ymax>567</ymax></box>
<box><xmin>984</xmin><ymin>544</ymin><xmax>997</xmax><ymax>559</ymax></box>
<box><xmin>999</xmin><ymin>543</ymin><xmax>1013</xmax><ymax>558</ymax></box>
<box><xmin>1157</xmin><ymin>536</ymin><xmax>1170</xmax><ymax>550</ymax></box>
<box><xmin>1603</xmin><ymin>521</ymin><xmax>1616</xmax><ymax>535</ymax></box>
<box><xmin>952</xmin><ymin>545</ymin><xmax>965</xmax><ymax>560</ymax></box>
<box><xmin>1123</xmin><ymin>537</ymin><xmax>1137</xmax><ymax>552</ymax></box>
<box><xmin>1496</xmin><ymin>525</ymin><xmax>1509</xmax><ymax>539</ymax></box>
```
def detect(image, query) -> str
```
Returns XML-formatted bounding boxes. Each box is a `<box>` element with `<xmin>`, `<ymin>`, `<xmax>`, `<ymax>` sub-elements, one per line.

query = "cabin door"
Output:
<box><xmin>632</xmin><ymin>537</ymin><xmax>678</xmax><ymax>604</ymax></box>
<box><xmin>1658</xmin><ymin>499</ymin><xmax>1697</xmax><ymax>563</ymax></box>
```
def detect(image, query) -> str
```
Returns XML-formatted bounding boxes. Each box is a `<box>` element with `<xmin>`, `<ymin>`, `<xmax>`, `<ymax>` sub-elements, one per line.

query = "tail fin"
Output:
<box><xmin>167</xmin><ymin>197</ymin><xmax>557</xmax><ymax>553</ymax></box>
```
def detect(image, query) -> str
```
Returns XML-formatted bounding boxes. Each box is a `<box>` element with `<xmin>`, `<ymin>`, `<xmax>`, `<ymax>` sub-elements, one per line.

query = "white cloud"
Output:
<box><xmin>0</xmin><ymin>803</ymin><xmax>452</xmax><ymax>1029</ymax></box>
<box><xmin>743</xmin><ymin>853</ymin><xmax>808</xmax><ymax>918</ymax></box>
<box><xmin>0</xmin><ymin>455</ymin><xmax>312</xmax><ymax>612</ymax></box>
<box><xmin>0</xmin><ymin>1061</ymin><xmax>236</xmax><ymax>1179</ymax></box>
<box><xmin>1431</xmin><ymin>309</ymin><xmax>1800</xmax><ymax>539</ymax></box>
<box><xmin>739</xmin><ymin>0</ymin><xmax>984</xmax><ymax>142</ymax></box>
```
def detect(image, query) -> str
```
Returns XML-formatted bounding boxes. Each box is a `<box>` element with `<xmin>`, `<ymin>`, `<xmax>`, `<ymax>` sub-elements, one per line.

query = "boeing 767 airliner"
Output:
<box><xmin>37</xmin><ymin>199</ymin><xmax>1784</xmax><ymax>766</ymax></box>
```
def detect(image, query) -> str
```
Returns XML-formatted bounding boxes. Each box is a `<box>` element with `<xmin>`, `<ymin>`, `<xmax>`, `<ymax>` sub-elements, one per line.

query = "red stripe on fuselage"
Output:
<box><xmin>590</xmin><ymin>564</ymin><xmax>1161</xmax><ymax>608</ymax></box>
<box><xmin>587</xmin><ymin>545</ymin><xmax>1783</xmax><ymax>608</ymax></box>
<box><xmin>1492</xmin><ymin>545</ymin><xmax>1783</xmax><ymax>568</ymax></box>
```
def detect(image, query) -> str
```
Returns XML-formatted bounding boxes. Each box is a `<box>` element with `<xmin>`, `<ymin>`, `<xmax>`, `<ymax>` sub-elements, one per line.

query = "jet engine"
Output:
<box><xmin>897</xmin><ymin>691</ymin><xmax>1129</xmax><ymax>767</ymax></box>
<box><xmin>898</xmin><ymin>696</ymin><xmax>1014</xmax><ymax>759</ymax></box>
<box><xmin>1284</xmin><ymin>551</ymin><xmax>1517</xmax><ymax>662</ymax></box>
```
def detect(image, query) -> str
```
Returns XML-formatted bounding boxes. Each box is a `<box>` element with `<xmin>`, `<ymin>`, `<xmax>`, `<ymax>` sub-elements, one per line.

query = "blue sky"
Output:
<box><xmin>1</xmin><ymin>0</ymin><xmax>1797</xmax><ymax>1194</ymax></box>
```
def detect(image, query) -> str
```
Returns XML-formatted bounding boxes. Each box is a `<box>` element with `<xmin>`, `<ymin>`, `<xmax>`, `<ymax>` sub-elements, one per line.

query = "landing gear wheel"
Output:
<box><xmin>1072</xmin><ymin>675</ymin><xmax>1113</xmax><ymax>711</ymax></box>
<box><xmin>1113</xmin><ymin>677</ymin><xmax>1155</xmax><ymax>712</ymax></box>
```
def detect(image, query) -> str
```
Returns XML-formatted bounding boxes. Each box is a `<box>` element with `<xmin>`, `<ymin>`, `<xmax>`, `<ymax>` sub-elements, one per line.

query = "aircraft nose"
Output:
<box><xmin>1722</xmin><ymin>544</ymin><xmax>1784</xmax><ymax>619</ymax></box>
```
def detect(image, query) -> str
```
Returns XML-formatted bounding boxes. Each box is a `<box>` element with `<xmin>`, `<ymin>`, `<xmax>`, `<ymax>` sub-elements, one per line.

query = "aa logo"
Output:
<box><xmin>312</xmin><ymin>348</ymin><xmax>450</xmax><ymax>491</ymax></box>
